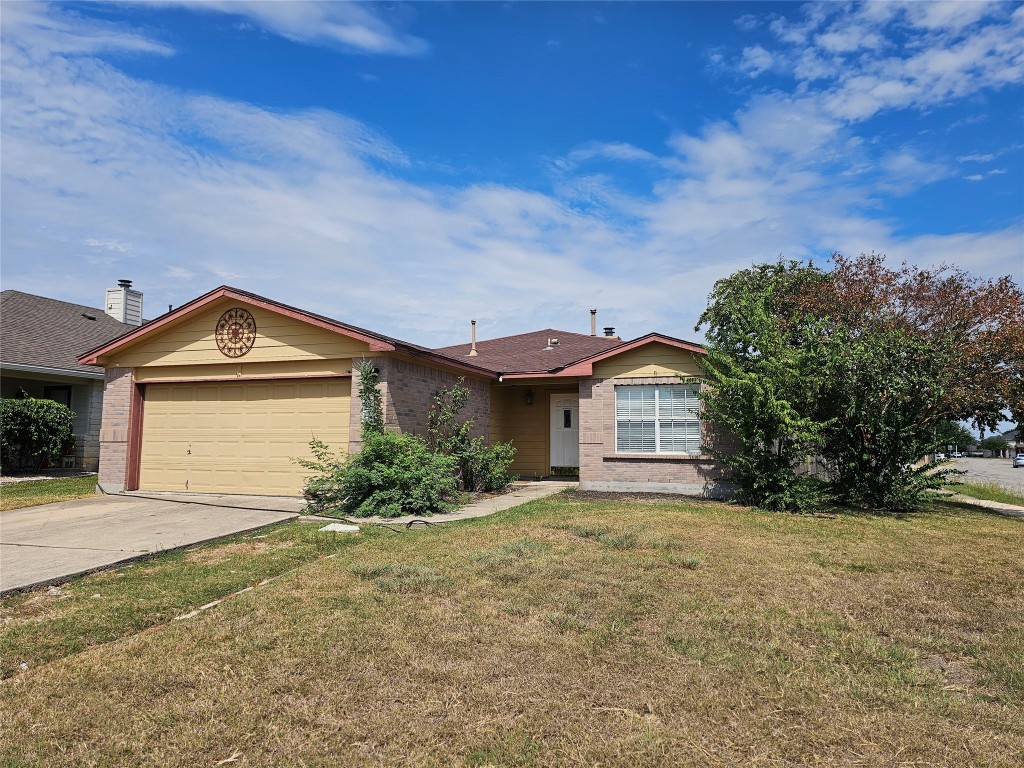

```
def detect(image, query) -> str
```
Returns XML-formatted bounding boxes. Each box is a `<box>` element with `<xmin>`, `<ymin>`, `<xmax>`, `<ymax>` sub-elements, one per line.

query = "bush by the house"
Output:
<box><xmin>294</xmin><ymin>437</ymin><xmax>348</xmax><ymax>515</ymax></box>
<box><xmin>427</xmin><ymin>377</ymin><xmax>517</xmax><ymax>491</ymax></box>
<box><xmin>298</xmin><ymin>370</ymin><xmax>515</xmax><ymax>517</ymax></box>
<box><xmin>327</xmin><ymin>431</ymin><xmax>459</xmax><ymax>518</ymax></box>
<box><xmin>0</xmin><ymin>396</ymin><xmax>76</xmax><ymax>471</ymax></box>
<box><xmin>462</xmin><ymin>437</ymin><xmax>517</xmax><ymax>492</ymax></box>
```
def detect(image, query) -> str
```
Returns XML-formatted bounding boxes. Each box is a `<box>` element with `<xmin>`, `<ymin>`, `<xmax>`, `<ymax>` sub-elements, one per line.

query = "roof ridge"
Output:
<box><xmin>0</xmin><ymin>289</ymin><xmax>109</xmax><ymax>316</ymax></box>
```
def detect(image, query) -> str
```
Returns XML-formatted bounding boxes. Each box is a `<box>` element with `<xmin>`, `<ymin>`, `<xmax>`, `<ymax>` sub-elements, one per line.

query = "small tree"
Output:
<box><xmin>0</xmin><ymin>397</ymin><xmax>76</xmax><ymax>471</ymax></box>
<box><xmin>427</xmin><ymin>378</ymin><xmax>516</xmax><ymax>491</ymax></box>
<box><xmin>354</xmin><ymin>359</ymin><xmax>384</xmax><ymax>436</ymax></box>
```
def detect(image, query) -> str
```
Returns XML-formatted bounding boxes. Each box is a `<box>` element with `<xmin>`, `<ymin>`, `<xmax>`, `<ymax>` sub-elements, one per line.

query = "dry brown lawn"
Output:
<box><xmin>1</xmin><ymin>492</ymin><xmax>1021</xmax><ymax>767</ymax></box>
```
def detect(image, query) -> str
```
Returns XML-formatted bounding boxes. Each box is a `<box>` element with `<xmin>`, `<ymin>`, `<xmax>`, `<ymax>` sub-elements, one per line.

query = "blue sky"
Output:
<box><xmin>2</xmin><ymin>1</ymin><xmax>1022</xmax><ymax>348</ymax></box>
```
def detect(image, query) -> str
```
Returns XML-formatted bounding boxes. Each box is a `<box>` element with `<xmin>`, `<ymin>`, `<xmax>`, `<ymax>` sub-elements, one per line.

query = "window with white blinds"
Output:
<box><xmin>615</xmin><ymin>384</ymin><xmax>700</xmax><ymax>454</ymax></box>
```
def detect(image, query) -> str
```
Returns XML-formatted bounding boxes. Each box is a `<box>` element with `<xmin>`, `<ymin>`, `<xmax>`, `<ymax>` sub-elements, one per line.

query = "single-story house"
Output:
<box><xmin>1</xmin><ymin>283</ymin><xmax>142</xmax><ymax>470</ymax></box>
<box><xmin>79</xmin><ymin>286</ymin><xmax>729</xmax><ymax>496</ymax></box>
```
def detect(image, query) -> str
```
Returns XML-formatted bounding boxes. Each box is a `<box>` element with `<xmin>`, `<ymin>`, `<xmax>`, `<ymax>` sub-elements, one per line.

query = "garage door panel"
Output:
<box><xmin>140</xmin><ymin>378</ymin><xmax>349</xmax><ymax>496</ymax></box>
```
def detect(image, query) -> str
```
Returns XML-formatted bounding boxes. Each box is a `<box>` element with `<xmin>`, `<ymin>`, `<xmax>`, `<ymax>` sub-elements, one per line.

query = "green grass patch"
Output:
<box><xmin>0</xmin><ymin>475</ymin><xmax>98</xmax><ymax>511</ymax></box>
<box><xmin>948</xmin><ymin>481</ymin><xmax>1024</xmax><ymax>507</ymax></box>
<box><xmin>0</xmin><ymin>521</ymin><xmax>362</xmax><ymax>678</ymax></box>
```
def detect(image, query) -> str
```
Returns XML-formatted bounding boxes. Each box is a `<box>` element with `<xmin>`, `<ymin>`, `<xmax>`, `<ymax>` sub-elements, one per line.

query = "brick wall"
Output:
<box><xmin>578</xmin><ymin>375</ymin><xmax>733</xmax><ymax>497</ymax></box>
<box><xmin>97</xmin><ymin>367</ymin><xmax>132</xmax><ymax>492</ymax></box>
<box><xmin>348</xmin><ymin>356</ymin><xmax>491</xmax><ymax>453</ymax></box>
<box><xmin>74</xmin><ymin>381</ymin><xmax>104</xmax><ymax>471</ymax></box>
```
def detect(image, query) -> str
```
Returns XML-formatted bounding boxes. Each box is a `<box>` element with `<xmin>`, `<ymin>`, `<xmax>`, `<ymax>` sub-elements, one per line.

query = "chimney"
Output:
<box><xmin>105</xmin><ymin>279</ymin><xmax>144</xmax><ymax>327</ymax></box>
<box><xmin>468</xmin><ymin>319</ymin><xmax>478</xmax><ymax>356</ymax></box>
<box><xmin>603</xmin><ymin>326</ymin><xmax>616</xmax><ymax>338</ymax></box>
<box><xmin>590</xmin><ymin>309</ymin><xmax>597</xmax><ymax>337</ymax></box>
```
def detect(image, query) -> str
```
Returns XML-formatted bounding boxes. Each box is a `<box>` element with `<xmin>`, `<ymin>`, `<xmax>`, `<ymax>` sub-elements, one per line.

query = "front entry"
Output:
<box><xmin>550</xmin><ymin>395</ymin><xmax>580</xmax><ymax>470</ymax></box>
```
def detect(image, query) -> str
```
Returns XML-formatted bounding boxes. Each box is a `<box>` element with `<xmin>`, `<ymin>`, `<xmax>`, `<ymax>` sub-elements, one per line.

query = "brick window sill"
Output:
<box><xmin>604</xmin><ymin>452</ymin><xmax>713</xmax><ymax>461</ymax></box>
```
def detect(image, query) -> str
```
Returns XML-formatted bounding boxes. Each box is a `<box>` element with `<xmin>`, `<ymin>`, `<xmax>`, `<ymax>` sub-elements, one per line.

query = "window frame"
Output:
<box><xmin>613</xmin><ymin>382</ymin><xmax>701</xmax><ymax>456</ymax></box>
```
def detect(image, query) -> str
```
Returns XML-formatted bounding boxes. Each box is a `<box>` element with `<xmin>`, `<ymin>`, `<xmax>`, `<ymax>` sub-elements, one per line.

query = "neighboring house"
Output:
<box><xmin>1</xmin><ymin>282</ymin><xmax>142</xmax><ymax>471</ymax></box>
<box><xmin>79</xmin><ymin>286</ymin><xmax>729</xmax><ymax>497</ymax></box>
<box><xmin>1002</xmin><ymin>428</ymin><xmax>1022</xmax><ymax>456</ymax></box>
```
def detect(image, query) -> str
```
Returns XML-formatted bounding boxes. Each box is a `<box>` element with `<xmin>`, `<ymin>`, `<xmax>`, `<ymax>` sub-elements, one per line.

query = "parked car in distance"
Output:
<box><xmin>935</xmin><ymin>452</ymin><xmax>947</xmax><ymax>461</ymax></box>
<box><xmin>1013</xmin><ymin>454</ymin><xmax>1024</xmax><ymax>468</ymax></box>
<box><xmin>950</xmin><ymin>452</ymin><xmax>964</xmax><ymax>458</ymax></box>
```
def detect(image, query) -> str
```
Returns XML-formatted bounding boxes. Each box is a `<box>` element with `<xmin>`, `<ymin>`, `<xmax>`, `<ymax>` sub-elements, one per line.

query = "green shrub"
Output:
<box><xmin>462</xmin><ymin>438</ymin><xmax>517</xmax><ymax>492</ymax></box>
<box><xmin>0</xmin><ymin>397</ymin><xmax>75</xmax><ymax>471</ymax></box>
<box><xmin>300</xmin><ymin>432</ymin><xmax>460</xmax><ymax>518</ymax></box>
<box><xmin>427</xmin><ymin>378</ymin><xmax>517</xmax><ymax>491</ymax></box>
<box><xmin>294</xmin><ymin>438</ymin><xmax>348</xmax><ymax>515</ymax></box>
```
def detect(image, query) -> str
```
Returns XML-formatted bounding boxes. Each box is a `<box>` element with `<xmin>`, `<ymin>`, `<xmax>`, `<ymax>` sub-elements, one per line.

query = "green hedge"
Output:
<box><xmin>1</xmin><ymin>397</ymin><xmax>76</xmax><ymax>471</ymax></box>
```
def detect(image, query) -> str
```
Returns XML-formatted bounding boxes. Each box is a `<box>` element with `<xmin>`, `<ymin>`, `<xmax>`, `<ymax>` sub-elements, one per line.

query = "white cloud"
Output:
<box><xmin>1</xmin><ymin>2</ymin><xmax>175</xmax><ymax>59</ymax></box>
<box><xmin>567</xmin><ymin>141</ymin><xmax>663</xmax><ymax>165</ymax></box>
<box><xmin>149</xmin><ymin>1</ymin><xmax>428</xmax><ymax>55</ymax></box>
<box><xmin>958</xmin><ymin>153</ymin><xmax>996</xmax><ymax>163</ymax></box>
<box><xmin>739</xmin><ymin>45</ymin><xmax>774</xmax><ymax>77</ymax></box>
<box><xmin>749</xmin><ymin>1</ymin><xmax>1024</xmax><ymax>123</ymax></box>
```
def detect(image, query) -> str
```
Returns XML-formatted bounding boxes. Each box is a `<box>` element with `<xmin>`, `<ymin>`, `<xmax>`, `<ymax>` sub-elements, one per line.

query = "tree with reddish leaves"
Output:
<box><xmin>698</xmin><ymin>253</ymin><xmax>1023</xmax><ymax>512</ymax></box>
<box><xmin>801</xmin><ymin>253</ymin><xmax>1024</xmax><ymax>433</ymax></box>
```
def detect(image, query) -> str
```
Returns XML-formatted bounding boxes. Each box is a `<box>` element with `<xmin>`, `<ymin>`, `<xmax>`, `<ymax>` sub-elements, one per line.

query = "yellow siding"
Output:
<box><xmin>113</xmin><ymin>300</ymin><xmax>370</xmax><ymax>368</ymax></box>
<box><xmin>490</xmin><ymin>384</ymin><xmax>576</xmax><ymax>477</ymax></box>
<box><xmin>593</xmin><ymin>343</ymin><xmax>702</xmax><ymax>379</ymax></box>
<box><xmin>134</xmin><ymin>359</ymin><xmax>353</xmax><ymax>383</ymax></box>
<box><xmin>139</xmin><ymin>378</ymin><xmax>350</xmax><ymax>496</ymax></box>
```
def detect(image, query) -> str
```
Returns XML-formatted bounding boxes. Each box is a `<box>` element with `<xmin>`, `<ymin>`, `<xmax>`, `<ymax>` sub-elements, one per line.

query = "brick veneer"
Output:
<box><xmin>578</xmin><ymin>375</ymin><xmax>733</xmax><ymax>497</ymax></box>
<box><xmin>348</xmin><ymin>356</ymin><xmax>490</xmax><ymax>454</ymax></box>
<box><xmin>97</xmin><ymin>367</ymin><xmax>132</xmax><ymax>493</ymax></box>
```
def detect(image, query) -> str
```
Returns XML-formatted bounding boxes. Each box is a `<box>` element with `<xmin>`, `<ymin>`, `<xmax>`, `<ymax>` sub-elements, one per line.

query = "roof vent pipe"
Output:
<box><xmin>590</xmin><ymin>308</ymin><xmax>597</xmax><ymax>337</ymax></box>
<box><xmin>603</xmin><ymin>327</ymin><xmax>616</xmax><ymax>337</ymax></box>
<box><xmin>468</xmin><ymin>319</ymin><xmax>478</xmax><ymax>356</ymax></box>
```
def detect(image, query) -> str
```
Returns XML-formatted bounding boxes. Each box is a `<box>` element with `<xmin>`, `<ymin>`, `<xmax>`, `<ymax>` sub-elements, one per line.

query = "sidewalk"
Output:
<box><xmin>300</xmin><ymin>480</ymin><xmax>578</xmax><ymax>527</ymax></box>
<box><xmin>946</xmin><ymin>493</ymin><xmax>1024</xmax><ymax>520</ymax></box>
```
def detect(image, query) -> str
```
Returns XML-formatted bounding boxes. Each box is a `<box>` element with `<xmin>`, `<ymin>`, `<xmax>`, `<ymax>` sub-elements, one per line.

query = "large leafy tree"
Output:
<box><xmin>801</xmin><ymin>254</ymin><xmax>1024</xmax><ymax>431</ymax></box>
<box><xmin>698</xmin><ymin>254</ymin><xmax>1023</xmax><ymax>513</ymax></box>
<box><xmin>697</xmin><ymin>262</ymin><xmax>833</xmax><ymax>511</ymax></box>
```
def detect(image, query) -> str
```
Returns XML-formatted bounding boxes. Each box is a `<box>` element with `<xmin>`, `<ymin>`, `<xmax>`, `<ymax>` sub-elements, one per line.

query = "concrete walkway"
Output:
<box><xmin>946</xmin><ymin>493</ymin><xmax>1024</xmax><ymax>520</ymax></box>
<box><xmin>300</xmin><ymin>480</ymin><xmax>578</xmax><ymax>527</ymax></box>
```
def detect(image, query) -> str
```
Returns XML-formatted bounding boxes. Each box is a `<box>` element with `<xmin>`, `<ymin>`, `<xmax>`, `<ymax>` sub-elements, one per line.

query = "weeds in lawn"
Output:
<box><xmin>348</xmin><ymin>562</ymin><xmax>454</xmax><ymax>594</ymax></box>
<box><xmin>553</xmin><ymin>523</ymin><xmax>639</xmax><ymax>549</ymax></box>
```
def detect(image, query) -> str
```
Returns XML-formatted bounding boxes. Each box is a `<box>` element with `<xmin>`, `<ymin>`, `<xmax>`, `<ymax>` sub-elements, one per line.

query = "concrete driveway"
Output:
<box><xmin>1</xmin><ymin>494</ymin><xmax>297</xmax><ymax>595</ymax></box>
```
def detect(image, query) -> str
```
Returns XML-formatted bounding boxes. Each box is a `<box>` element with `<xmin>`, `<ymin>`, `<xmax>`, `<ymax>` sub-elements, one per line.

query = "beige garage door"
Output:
<box><xmin>139</xmin><ymin>378</ymin><xmax>350</xmax><ymax>496</ymax></box>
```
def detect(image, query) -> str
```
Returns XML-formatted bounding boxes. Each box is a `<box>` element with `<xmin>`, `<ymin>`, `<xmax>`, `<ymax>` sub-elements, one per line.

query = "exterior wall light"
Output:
<box><xmin>525</xmin><ymin>389</ymin><xmax>534</xmax><ymax>406</ymax></box>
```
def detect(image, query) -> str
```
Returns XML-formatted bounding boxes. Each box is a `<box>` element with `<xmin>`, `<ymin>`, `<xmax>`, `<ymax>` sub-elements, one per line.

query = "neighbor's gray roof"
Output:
<box><xmin>0</xmin><ymin>290</ymin><xmax>134</xmax><ymax>376</ymax></box>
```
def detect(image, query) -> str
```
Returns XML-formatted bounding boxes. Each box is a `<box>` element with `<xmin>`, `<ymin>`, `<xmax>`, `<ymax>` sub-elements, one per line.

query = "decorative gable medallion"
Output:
<box><xmin>215</xmin><ymin>307</ymin><xmax>257</xmax><ymax>358</ymax></box>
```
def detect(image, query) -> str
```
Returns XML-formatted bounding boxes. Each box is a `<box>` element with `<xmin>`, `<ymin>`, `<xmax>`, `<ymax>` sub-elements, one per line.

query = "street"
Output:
<box><xmin>949</xmin><ymin>456</ymin><xmax>1024</xmax><ymax>494</ymax></box>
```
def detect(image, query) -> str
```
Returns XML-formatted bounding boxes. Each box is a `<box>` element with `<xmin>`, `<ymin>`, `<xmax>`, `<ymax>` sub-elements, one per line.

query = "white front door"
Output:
<box><xmin>550</xmin><ymin>395</ymin><xmax>580</xmax><ymax>468</ymax></box>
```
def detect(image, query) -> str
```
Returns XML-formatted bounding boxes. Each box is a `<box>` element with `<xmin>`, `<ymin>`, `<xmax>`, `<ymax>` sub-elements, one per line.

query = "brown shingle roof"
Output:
<box><xmin>1</xmin><ymin>290</ymin><xmax>133</xmax><ymax>376</ymax></box>
<box><xmin>433</xmin><ymin>329</ymin><xmax>622</xmax><ymax>373</ymax></box>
